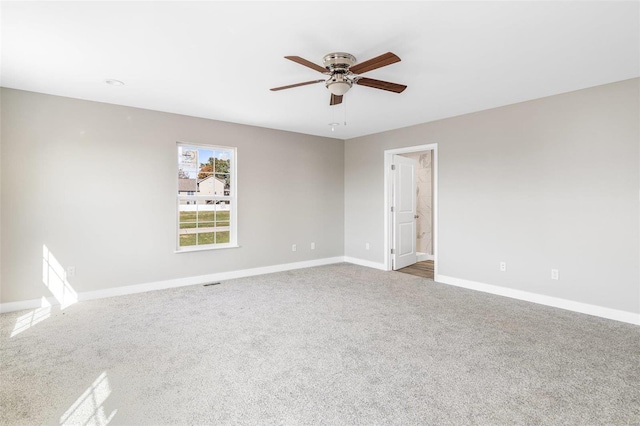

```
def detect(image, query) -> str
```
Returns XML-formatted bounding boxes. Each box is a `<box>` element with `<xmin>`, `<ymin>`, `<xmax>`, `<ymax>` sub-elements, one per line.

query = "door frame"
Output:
<box><xmin>383</xmin><ymin>144</ymin><xmax>438</xmax><ymax>275</ymax></box>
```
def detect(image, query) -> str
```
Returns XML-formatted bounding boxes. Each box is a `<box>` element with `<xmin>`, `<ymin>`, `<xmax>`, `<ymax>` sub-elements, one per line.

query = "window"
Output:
<box><xmin>177</xmin><ymin>142</ymin><xmax>237</xmax><ymax>251</ymax></box>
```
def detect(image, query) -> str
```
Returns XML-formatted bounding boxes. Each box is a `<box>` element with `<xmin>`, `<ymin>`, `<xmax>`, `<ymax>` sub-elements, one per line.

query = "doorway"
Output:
<box><xmin>396</xmin><ymin>260</ymin><xmax>435</xmax><ymax>279</ymax></box>
<box><xmin>383</xmin><ymin>144</ymin><xmax>438</xmax><ymax>277</ymax></box>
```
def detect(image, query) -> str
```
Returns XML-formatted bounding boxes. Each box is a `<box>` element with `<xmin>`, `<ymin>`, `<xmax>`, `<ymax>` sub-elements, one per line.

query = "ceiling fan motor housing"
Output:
<box><xmin>322</xmin><ymin>52</ymin><xmax>357</xmax><ymax>71</ymax></box>
<box><xmin>323</xmin><ymin>52</ymin><xmax>357</xmax><ymax>95</ymax></box>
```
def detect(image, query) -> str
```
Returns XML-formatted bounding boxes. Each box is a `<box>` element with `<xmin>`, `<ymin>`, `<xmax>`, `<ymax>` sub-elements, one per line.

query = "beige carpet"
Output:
<box><xmin>1</xmin><ymin>263</ymin><xmax>639</xmax><ymax>425</ymax></box>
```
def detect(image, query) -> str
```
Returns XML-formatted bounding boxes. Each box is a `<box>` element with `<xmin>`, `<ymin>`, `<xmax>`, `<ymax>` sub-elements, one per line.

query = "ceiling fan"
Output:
<box><xmin>270</xmin><ymin>52</ymin><xmax>407</xmax><ymax>106</ymax></box>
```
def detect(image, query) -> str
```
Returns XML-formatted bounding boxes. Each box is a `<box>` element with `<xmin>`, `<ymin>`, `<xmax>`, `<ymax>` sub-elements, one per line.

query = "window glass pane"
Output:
<box><xmin>215</xmin><ymin>174</ymin><xmax>230</xmax><ymax>195</ymax></box>
<box><xmin>213</xmin><ymin>151</ymin><xmax>231</xmax><ymax>175</ymax></box>
<box><xmin>179</xmin><ymin>169</ymin><xmax>198</xmax><ymax>178</ymax></box>
<box><xmin>179</xmin><ymin>200</ymin><xmax>198</xmax><ymax>247</ymax></box>
<box><xmin>179</xmin><ymin>234</ymin><xmax>197</xmax><ymax>247</ymax></box>
<box><xmin>215</xmin><ymin>231</ymin><xmax>230</xmax><ymax>244</ymax></box>
<box><xmin>178</xmin><ymin>146</ymin><xmax>198</xmax><ymax>196</ymax></box>
<box><xmin>178</xmin><ymin>174</ymin><xmax>197</xmax><ymax>195</ymax></box>
<box><xmin>197</xmin><ymin>174</ymin><xmax>224</xmax><ymax>197</ymax></box>
<box><xmin>198</xmin><ymin>149</ymin><xmax>215</xmax><ymax>175</ymax></box>
<box><xmin>197</xmin><ymin>202</ymin><xmax>219</xmax><ymax>246</ymax></box>
<box><xmin>197</xmin><ymin>204</ymin><xmax>214</xmax><ymax>223</ymax></box>
<box><xmin>198</xmin><ymin>221</ymin><xmax>215</xmax><ymax>229</ymax></box>
<box><xmin>197</xmin><ymin>168</ymin><xmax>213</xmax><ymax>180</ymax></box>
<box><xmin>215</xmin><ymin>207</ymin><xmax>230</xmax><ymax>225</ymax></box>
<box><xmin>178</xmin><ymin>147</ymin><xmax>198</xmax><ymax>172</ymax></box>
<box><xmin>198</xmin><ymin>232</ymin><xmax>215</xmax><ymax>245</ymax></box>
<box><xmin>179</xmin><ymin>200</ymin><xmax>197</xmax><ymax>226</ymax></box>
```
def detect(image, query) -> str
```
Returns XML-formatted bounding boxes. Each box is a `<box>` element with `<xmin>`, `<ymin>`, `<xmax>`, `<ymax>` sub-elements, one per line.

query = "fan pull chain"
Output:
<box><xmin>331</xmin><ymin>105</ymin><xmax>337</xmax><ymax>132</ymax></box>
<box><xmin>344</xmin><ymin>100</ymin><xmax>347</xmax><ymax>127</ymax></box>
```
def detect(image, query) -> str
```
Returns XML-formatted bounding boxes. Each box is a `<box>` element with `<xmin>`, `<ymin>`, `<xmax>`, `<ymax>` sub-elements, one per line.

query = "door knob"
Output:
<box><xmin>414</xmin><ymin>215</ymin><xmax>419</xmax><ymax>219</ymax></box>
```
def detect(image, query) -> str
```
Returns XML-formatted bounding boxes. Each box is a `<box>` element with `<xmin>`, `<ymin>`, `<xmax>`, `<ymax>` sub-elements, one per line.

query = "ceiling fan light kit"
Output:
<box><xmin>326</xmin><ymin>74</ymin><xmax>352</xmax><ymax>96</ymax></box>
<box><xmin>271</xmin><ymin>51</ymin><xmax>407</xmax><ymax>106</ymax></box>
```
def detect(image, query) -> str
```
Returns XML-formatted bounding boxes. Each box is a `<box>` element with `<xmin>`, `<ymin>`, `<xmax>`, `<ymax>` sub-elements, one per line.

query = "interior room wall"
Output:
<box><xmin>399</xmin><ymin>151</ymin><xmax>433</xmax><ymax>255</ymax></box>
<box><xmin>0</xmin><ymin>88</ymin><xmax>345</xmax><ymax>304</ymax></box>
<box><xmin>345</xmin><ymin>78</ymin><xmax>640</xmax><ymax>315</ymax></box>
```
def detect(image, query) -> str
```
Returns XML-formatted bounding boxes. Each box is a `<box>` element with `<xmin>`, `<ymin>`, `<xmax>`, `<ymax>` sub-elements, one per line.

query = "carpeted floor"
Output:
<box><xmin>1</xmin><ymin>263</ymin><xmax>639</xmax><ymax>425</ymax></box>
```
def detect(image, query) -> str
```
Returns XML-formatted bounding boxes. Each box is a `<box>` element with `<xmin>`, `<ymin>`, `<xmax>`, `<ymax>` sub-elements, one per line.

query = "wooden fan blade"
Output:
<box><xmin>330</xmin><ymin>94</ymin><xmax>343</xmax><ymax>106</ymax></box>
<box><xmin>356</xmin><ymin>77</ymin><xmax>407</xmax><ymax>93</ymax></box>
<box><xmin>350</xmin><ymin>52</ymin><xmax>401</xmax><ymax>74</ymax></box>
<box><xmin>270</xmin><ymin>79</ymin><xmax>325</xmax><ymax>91</ymax></box>
<box><xmin>284</xmin><ymin>56</ymin><xmax>327</xmax><ymax>73</ymax></box>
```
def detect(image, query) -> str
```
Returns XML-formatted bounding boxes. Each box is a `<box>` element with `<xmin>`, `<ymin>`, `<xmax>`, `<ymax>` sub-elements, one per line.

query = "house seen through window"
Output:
<box><xmin>177</xmin><ymin>142</ymin><xmax>236</xmax><ymax>250</ymax></box>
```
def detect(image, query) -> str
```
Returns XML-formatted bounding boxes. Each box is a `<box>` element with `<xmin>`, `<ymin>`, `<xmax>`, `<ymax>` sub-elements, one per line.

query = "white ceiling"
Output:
<box><xmin>2</xmin><ymin>1</ymin><xmax>638</xmax><ymax>140</ymax></box>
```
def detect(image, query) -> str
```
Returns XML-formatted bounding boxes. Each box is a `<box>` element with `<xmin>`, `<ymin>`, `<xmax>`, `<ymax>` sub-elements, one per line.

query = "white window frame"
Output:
<box><xmin>176</xmin><ymin>141</ymin><xmax>238</xmax><ymax>252</ymax></box>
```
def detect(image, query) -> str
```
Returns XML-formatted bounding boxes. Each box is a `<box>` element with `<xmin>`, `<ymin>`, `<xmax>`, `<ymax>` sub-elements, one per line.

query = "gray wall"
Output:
<box><xmin>1</xmin><ymin>89</ymin><xmax>345</xmax><ymax>303</ymax></box>
<box><xmin>345</xmin><ymin>78</ymin><xmax>639</xmax><ymax>314</ymax></box>
<box><xmin>3</xmin><ymin>79</ymin><xmax>639</xmax><ymax>315</ymax></box>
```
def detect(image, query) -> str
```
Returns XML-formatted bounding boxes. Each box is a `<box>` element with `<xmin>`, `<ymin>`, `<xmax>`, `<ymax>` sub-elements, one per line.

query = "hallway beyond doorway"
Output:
<box><xmin>396</xmin><ymin>260</ymin><xmax>434</xmax><ymax>279</ymax></box>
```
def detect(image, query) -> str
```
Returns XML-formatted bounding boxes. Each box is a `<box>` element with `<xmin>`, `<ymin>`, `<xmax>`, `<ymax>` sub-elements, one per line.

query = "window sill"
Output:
<box><xmin>174</xmin><ymin>244</ymin><xmax>240</xmax><ymax>254</ymax></box>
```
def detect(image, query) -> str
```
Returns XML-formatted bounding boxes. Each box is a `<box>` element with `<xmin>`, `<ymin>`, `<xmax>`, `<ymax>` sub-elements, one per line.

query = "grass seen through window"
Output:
<box><xmin>179</xmin><ymin>232</ymin><xmax>229</xmax><ymax>246</ymax></box>
<box><xmin>179</xmin><ymin>210</ymin><xmax>231</xmax><ymax>247</ymax></box>
<box><xmin>179</xmin><ymin>211</ymin><xmax>230</xmax><ymax>228</ymax></box>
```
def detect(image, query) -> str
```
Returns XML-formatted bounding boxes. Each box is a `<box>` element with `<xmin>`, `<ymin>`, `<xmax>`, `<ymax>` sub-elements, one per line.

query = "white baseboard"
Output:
<box><xmin>7</xmin><ymin>261</ymin><xmax>634</xmax><ymax>327</ymax></box>
<box><xmin>0</xmin><ymin>297</ymin><xmax>58</xmax><ymax>314</ymax></box>
<box><xmin>0</xmin><ymin>257</ymin><xmax>346</xmax><ymax>314</ymax></box>
<box><xmin>343</xmin><ymin>256</ymin><xmax>387</xmax><ymax>271</ymax></box>
<box><xmin>435</xmin><ymin>274</ymin><xmax>640</xmax><ymax>326</ymax></box>
<box><xmin>416</xmin><ymin>252</ymin><xmax>434</xmax><ymax>262</ymax></box>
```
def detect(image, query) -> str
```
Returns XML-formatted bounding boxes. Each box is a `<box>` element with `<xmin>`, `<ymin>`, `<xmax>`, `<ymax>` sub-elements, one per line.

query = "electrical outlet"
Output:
<box><xmin>66</xmin><ymin>266</ymin><xmax>76</xmax><ymax>278</ymax></box>
<box><xmin>365</xmin><ymin>243</ymin><xmax>370</xmax><ymax>250</ymax></box>
<box><xmin>310</xmin><ymin>242</ymin><xmax>315</xmax><ymax>250</ymax></box>
<box><xmin>551</xmin><ymin>269</ymin><xmax>559</xmax><ymax>280</ymax></box>
<box><xmin>292</xmin><ymin>244</ymin><xmax>297</xmax><ymax>252</ymax></box>
<box><xmin>499</xmin><ymin>262</ymin><xmax>507</xmax><ymax>272</ymax></box>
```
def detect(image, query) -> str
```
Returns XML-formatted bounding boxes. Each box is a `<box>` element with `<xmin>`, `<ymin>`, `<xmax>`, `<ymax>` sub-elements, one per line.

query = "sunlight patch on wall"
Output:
<box><xmin>59</xmin><ymin>371</ymin><xmax>117</xmax><ymax>426</ymax></box>
<box><xmin>42</xmin><ymin>245</ymin><xmax>77</xmax><ymax>309</ymax></box>
<box><xmin>10</xmin><ymin>297</ymin><xmax>52</xmax><ymax>337</ymax></box>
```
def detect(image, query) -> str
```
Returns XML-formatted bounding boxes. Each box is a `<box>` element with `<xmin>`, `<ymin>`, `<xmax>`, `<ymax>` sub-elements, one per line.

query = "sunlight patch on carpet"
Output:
<box><xmin>59</xmin><ymin>371</ymin><xmax>117</xmax><ymax>426</ymax></box>
<box><xmin>10</xmin><ymin>297</ymin><xmax>51</xmax><ymax>337</ymax></box>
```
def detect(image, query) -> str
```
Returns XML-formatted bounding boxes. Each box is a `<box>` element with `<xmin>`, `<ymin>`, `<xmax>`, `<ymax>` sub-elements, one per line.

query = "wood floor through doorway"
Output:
<box><xmin>396</xmin><ymin>260</ymin><xmax>434</xmax><ymax>279</ymax></box>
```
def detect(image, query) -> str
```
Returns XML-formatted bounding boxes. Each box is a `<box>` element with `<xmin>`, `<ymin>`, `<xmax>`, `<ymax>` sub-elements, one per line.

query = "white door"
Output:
<box><xmin>393</xmin><ymin>155</ymin><xmax>417</xmax><ymax>270</ymax></box>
